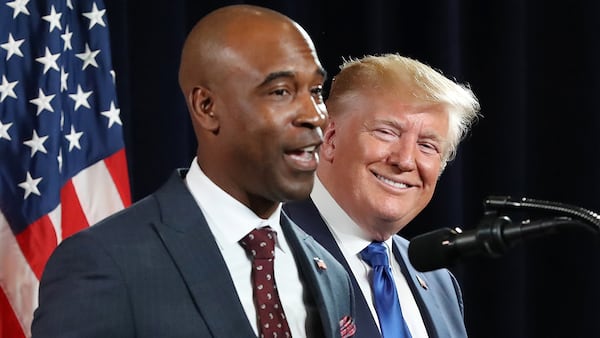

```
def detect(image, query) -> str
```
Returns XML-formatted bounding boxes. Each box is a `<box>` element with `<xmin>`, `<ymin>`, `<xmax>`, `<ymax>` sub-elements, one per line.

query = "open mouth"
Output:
<box><xmin>285</xmin><ymin>145</ymin><xmax>319</xmax><ymax>171</ymax></box>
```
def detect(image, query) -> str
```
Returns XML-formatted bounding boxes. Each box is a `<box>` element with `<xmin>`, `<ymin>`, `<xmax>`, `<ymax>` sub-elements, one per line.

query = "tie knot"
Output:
<box><xmin>360</xmin><ymin>241</ymin><xmax>390</xmax><ymax>267</ymax></box>
<box><xmin>239</xmin><ymin>227</ymin><xmax>276</xmax><ymax>259</ymax></box>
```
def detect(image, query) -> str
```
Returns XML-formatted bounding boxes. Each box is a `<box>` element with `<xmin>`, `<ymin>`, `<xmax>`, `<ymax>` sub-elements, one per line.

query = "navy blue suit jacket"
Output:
<box><xmin>284</xmin><ymin>199</ymin><xmax>467</xmax><ymax>338</ymax></box>
<box><xmin>32</xmin><ymin>171</ymin><xmax>355</xmax><ymax>338</ymax></box>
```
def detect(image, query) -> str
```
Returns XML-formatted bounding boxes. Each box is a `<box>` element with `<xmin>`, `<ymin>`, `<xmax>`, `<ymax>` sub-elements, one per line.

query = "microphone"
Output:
<box><xmin>408</xmin><ymin>196</ymin><xmax>600</xmax><ymax>272</ymax></box>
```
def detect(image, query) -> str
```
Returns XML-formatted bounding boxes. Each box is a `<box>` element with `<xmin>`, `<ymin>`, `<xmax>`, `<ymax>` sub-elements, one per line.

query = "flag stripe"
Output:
<box><xmin>60</xmin><ymin>179</ymin><xmax>89</xmax><ymax>240</ymax></box>
<box><xmin>15</xmin><ymin>215</ymin><xmax>58</xmax><ymax>280</ymax></box>
<box><xmin>0</xmin><ymin>288</ymin><xmax>27</xmax><ymax>338</ymax></box>
<box><xmin>0</xmin><ymin>212</ymin><xmax>38</xmax><ymax>338</ymax></box>
<box><xmin>72</xmin><ymin>157</ymin><xmax>125</xmax><ymax>226</ymax></box>
<box><xmin>104</xmin><ymin>148</ymin><xmax>132</xmax><ymax>205</ymax></box>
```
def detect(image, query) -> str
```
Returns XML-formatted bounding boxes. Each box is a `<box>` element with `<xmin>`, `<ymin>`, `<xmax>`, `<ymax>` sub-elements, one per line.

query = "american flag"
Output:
<box><xmin>0</xmin><ymin>1</ymin><xmax>131</xmax><ymax>337</ymax></box>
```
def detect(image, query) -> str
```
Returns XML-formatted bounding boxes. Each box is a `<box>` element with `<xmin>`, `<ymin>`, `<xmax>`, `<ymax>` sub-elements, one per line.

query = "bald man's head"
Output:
<box><xmin>178</xmin><ymin>5</ymin><xmax>307</xmax><ymax>96</ymax></box>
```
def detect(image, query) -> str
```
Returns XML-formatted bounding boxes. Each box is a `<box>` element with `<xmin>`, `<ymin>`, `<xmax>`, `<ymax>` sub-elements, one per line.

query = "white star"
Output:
<box><xmin>29</xmin><ymin>88</ymin><xmax>55</xmax><ymax>115</ymax></box>
<box><xmin>0</xmin><ymin>75</ymin><xmax>18</xmax><ymax>102</ymax></box>
<box><xmin>1</xmin><ymin>33</ymin><xmax>25</xmax><ymax>60</ymax></box>
<box><xmin>66</xmin><ymin>0</ymin><xmax>73</xmax><ymax>10</ymax></box>
<box><xmin>110</xmin><ymin>70</ymin><xmax>116</xmax><ymax>84</ymax></box>
<box><xmin>35</xmin><ymin>47</ymin><xmax>60</xmax><ymax>74</ymax></box>
<box><xmin>57</xmin><ymin>147</ymin><xmax>63</xmax><ymax>172</ymax></box>
<box><xmin>69</xmin><ymin>85</ymin><xmax>92</xmax><ymax>111</ymax></box>
<box><xmin>82</xmin><ymin>2</ymin><xmax>106</xmax><ymax>29</ymax></box>
<box><xmin>0</xmin><ymin>120</ymin><xmax>13</xmax><ymax>141</ymax></box>
<box><xmin>6</xmin><ymin>0</ymin><xmax>30</xmax><ymax>19</ymax></box>
<box><xmin>60</xmin><ymin>67</ymin><xmax>69</xmax><ymax>92</ymax></box>
<box><xmin>61</xmin><ymin>25</ymin><xmax>73</xmax><ymax>51</ymax></box>
<box><xmin>65</xmin><ymin>125</ymin><xmax>83</xmax><ymax>151</ymax></box>
<box><xmin>23</xmin><ymin>129</ymin><xmax>49</xmax><ymax>157</ymax></box>
<box><xmin>42</xmin><ymin>5</ymin><xmax>62</xmax><ymax>32</ymax></box>
<box><xmin>76</xmin><ymin>43</ymin><xmax>100</xmax><ymax>70</ymax></box>
<box><xmin>18</xmin><ymin>172</ymin><xmax>42</xmax><ymax>199</ymax></box>
<box><xmin>101</xmin><ymin>101</ymin><xmax>122</xmax><ymax>127</ymax></box>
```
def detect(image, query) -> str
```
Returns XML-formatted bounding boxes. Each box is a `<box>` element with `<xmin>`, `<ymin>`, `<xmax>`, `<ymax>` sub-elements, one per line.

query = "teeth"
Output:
<box><xmin>299</xmin><ymin>145</ymin><xmax>316</xmax><ymax>153</ymax></box>
<box><xmin>375</xmin><ymin>174</ymin><xmax>408</xmax><ymax>189</ymax></box>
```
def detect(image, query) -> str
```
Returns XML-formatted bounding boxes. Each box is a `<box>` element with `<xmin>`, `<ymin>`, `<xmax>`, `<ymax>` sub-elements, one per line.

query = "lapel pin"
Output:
<box><xmin>313</xmin><ymin>257</ymin><xmax>327</xmax><ymax>270</ymax></box>
<box><xmin>416</xmin><ymin>274</ymin><xmax>428</xmax><ymax>290</ymax></box>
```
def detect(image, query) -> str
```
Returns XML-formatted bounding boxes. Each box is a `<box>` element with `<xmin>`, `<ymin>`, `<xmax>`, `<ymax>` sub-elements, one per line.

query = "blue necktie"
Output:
<box><xmin>361</xmin><ymin>242</ymin><xmax>412</xmax><ymax>338</ymax></box>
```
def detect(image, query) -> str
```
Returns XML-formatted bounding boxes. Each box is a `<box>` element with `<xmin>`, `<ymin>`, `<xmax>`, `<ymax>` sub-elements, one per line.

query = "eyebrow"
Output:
<box><xmin>258</xmin><ymin>68</ymin><xmax>328</xmax><ymax>87</ymax></box>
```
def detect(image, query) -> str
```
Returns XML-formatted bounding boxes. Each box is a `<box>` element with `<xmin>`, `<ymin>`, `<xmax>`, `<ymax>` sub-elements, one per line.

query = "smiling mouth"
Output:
<box><xmin>374</xmin><ymin>173</ymin><xmax>410</xmax><ymax>189</ymax></box>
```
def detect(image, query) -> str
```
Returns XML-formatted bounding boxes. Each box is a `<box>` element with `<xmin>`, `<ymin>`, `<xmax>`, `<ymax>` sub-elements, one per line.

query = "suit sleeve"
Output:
<box><xmin>31</xmin><ymin>231</ymin><xmax>134</xmax><ymax>338</ymax></box>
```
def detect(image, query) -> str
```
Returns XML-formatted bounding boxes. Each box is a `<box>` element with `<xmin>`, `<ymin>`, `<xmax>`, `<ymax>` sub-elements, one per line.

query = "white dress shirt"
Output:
<box><xmin>311</xmin><ymin>177</ymin><xmax>429</xmax><ymax>338</ymax></box>
<box><xmin>185</xmin><ymin>158</ymin><xmax>313</xmax><ymax>337</ymax></box>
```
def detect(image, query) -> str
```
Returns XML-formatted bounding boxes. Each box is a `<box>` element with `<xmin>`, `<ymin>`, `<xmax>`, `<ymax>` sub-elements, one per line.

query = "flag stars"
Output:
<box><xmin>69</xmin><ymin>85</ymin><xmax>92</xmax><ymax>111</ymax></box>
<box><xmin>60</xmin><ymin>67</ymin><xmax>69</xmax><ymax>92</ymax></box>
<box><xmin>29</xmin><ymin>89</ymin><xmax>55</xmax><ymax>115</ymax></box>
<box><xmin>23</xmin><ymin>129</ymin><xmax>49</xmax><ymax>157</ymax></box>
<box><xmin>61</xmin><ymin>25</ymin><xmax>73</xmax><ymax>51</ymax></box>
<box><xmin>35</xmin><ymin>47</ymin><xmax>60</xmax><ymax>74</ymax></box>
<box><xmin>6</xmin><ymin>0</ymin><xmax>30</xmax><ymax>19</ymax></box>
<box><xmin>57</xmin><ymin>148</ymin><xmax>63</xmax><ymax>172</ymax></box>
<box><xmin>65</xmin><ymin>125</ymin><xmax>83</xmax><ymax>151</ymax></box>
<box><xmin>76</xmin><ymin>43</ymin><xmax>100</xmax><ymax>70</ymax></box>
<box><xmin>42</xmin><ymin>5</ymin><xmax>62</xmax><ymax>32</ymax></box>
<box><xmin>18</xmin><ymin>172</ymin><xmax>42</xmax><ymax>199</ymax></box>
<box><xmin>0</xmin><ymin>120</ymin><xmax>13</xmax><ymax>141</ymax></box>
<box><xmin>101</xmin><ymin>101</ymin><xmax>121</xmax><ymax>127</ymax></box>
<box><xmin>0</xmin><ymin>75</ymin><xmax>18</xmax><ymax>102</ymax></box>
<box><xmin>82</xmin><ymin>2</ymin><xmax>106</xmax><ymax>29</ymax></box>
<box><xmin>1</xmin><ymin>33</ymin><xmax>25</xmax><ymax>60</ymax></box>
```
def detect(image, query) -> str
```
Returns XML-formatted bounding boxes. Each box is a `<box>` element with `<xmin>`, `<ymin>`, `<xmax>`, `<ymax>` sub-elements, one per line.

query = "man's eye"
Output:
<box><xmin>419</xmin><ymin>142</ymin><xmax>439</xmax><ymax>154</ymax></box>
<box><xmin>272</xmin><ymin>89</ymin><xmax>289</xmax><ymax>96</ymax></box>
<box><xmin>311</xmin><ymin>86</ymin><xmax>323</xmax><ymax>96</ymax></box>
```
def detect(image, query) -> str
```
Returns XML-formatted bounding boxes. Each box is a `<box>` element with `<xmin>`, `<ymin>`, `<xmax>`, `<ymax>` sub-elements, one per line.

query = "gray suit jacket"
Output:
<box><xmin>284</xmin><ymin>199</ymin><xmax>468</xmax><ymax>338</ymax></box>
<box><xmin>32</xmin><ymin>171</ymin><xmax>355</xmax><ymax>338</ymax></box>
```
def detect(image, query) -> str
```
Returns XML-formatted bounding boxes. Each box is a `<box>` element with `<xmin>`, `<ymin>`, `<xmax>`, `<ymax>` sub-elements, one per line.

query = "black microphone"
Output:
<box><xmin>408</xmin><ymin>196</ymin><xmax>600</xmax><ymax>272</ymax></box>
<box><xmin>408</xmin><ymin>213</ymin><xmax>594</xmax><ymax>272</ymax></box>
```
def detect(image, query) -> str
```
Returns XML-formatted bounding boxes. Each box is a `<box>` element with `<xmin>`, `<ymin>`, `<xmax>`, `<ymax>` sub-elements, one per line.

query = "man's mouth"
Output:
<box><xmin>374</xmin><ymin>173</ymin><xmax>410</xmax><ymax>189</ymax></box>
<box><xmin>285</xmin><ymin>145</ymin><xmax>319</xmax><ymax>171</ymax></box>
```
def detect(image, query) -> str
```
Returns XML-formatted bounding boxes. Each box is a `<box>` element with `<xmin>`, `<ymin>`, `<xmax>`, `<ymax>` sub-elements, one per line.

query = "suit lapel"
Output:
<box><xmin>392</xmin><ymin>236</ymin><xmax>444</xmax><ymax>338</ymax></box>
<box><xmin>152</xmin><ymin>172</ymin><xmax>255</xmax><ymax>337</ymax></box>
<box><xmin>284</xmin><ymin>199</ymin><xmax>381</xmax><ymax>338</ymax></box>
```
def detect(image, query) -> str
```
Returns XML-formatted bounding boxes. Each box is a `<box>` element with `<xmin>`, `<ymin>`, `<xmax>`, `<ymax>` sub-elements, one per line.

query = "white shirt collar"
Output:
<box><xmin>184</xmin><ymin>158</ymin><xmax>287</xmax><ymax>253</ymax></box>
<box><xmin>310</xmin><ymin>176</ymin><xmax>394</xmax><ymax>255</ymax></box>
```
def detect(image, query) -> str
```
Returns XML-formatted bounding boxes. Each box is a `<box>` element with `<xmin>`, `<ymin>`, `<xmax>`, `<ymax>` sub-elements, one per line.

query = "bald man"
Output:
<box><xmin>32</xmin><ymin>5</ymin><xmax>355</xmax><ymax>338</ymax></box>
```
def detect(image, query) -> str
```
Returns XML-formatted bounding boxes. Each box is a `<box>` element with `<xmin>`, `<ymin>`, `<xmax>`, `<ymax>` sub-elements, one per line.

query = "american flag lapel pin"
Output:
<box><xmin>313</xmin><ymin>257</ymin><xmax>327</xmax><ymax>270</ymax></box>
<box><xmin>416</xmin><ymin>274</ymin><xmax>428</xmax><ymax>290</ymax></box>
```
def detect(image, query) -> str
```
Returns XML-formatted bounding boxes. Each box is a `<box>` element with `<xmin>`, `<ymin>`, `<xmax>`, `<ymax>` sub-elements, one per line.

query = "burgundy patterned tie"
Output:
<box><xmin>239</xmin><ymin>227</ymin><xmax>292</xmax><ymax>338</ymax></box>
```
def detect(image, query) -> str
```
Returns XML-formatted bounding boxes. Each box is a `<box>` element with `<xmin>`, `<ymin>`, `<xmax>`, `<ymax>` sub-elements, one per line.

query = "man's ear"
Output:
<box><xmin>320</xmin><ymin>121</ymin><xmax>336</xmax><ymax>162</ymax></box>
<box><xmin>189</xmin><ymin>86</ymin><xmax>218</xmax><ymax>131</ymax></box>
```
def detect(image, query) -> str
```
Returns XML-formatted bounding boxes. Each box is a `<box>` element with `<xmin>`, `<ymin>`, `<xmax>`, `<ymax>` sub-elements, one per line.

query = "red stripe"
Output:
<box><xmin>104</xmin><ymin>148</ymin><xmax>132</xmax><ymax>206</ymax></box>
<box><xmin>0</xmin><ymin>288</ymin><xmax>26</xmax><ymax>338</ymax></box>
<box><xmin>15</xmin><ymin>215</ymin><xmax>58</xmax><ymax>279</ymax></box>
<box><xmin>60</xmin><ymin>179</ymin><xmax>90</xmax><ymax>240</ymax></box>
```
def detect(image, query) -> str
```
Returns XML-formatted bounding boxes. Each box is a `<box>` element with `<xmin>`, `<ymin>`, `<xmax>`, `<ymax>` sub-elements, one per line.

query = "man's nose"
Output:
<box><xmin>293</xmin><ymin>95</ymin><xmax>327</xmax><ymax>129</ymax></box>
<box><xmin>387</xmin><ymin>135</ymin><xmax>417</xmax><ymax>171</ymax></box>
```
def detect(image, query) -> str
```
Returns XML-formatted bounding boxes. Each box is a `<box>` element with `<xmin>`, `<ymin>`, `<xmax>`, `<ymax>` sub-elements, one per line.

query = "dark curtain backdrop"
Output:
<box><xmin>104</xmin><ymin>1</ymin><xmax>600</xmax><ymax>337</ymax></box>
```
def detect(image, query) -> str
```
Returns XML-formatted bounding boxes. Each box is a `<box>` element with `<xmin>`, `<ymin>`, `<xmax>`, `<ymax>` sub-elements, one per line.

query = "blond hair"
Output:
<box><xmin>328</xmin><ymin>53</ymin><xmax>481</xmax><ymax>165</ymax></box>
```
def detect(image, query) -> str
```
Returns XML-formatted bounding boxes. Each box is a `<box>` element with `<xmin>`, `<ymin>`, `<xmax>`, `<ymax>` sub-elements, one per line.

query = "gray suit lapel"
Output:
<box><xmin>152</xmin><ymin>172</ymin><xmax>255</xmax><ymax>337</ymax></box>
<box><xmin>392</xmin><ymin>236</ymin><xmax>445</xmax><ymax>338</ymax></box>
<box><xmin>280</xmin><ymin>214</ymin><xmax>345</xmax><ymax>338</ymax></box>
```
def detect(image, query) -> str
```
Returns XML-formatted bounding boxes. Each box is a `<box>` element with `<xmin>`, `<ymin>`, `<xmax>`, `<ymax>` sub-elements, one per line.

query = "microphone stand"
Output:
<box><xmin>408</xmin><ymin>196</ymin><xmax>600</xmax><ymax>272</ymax></box>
